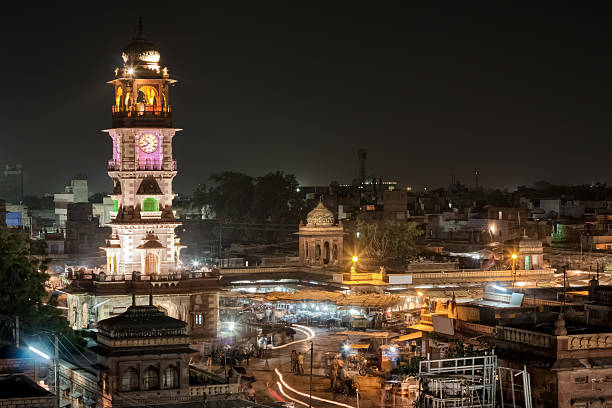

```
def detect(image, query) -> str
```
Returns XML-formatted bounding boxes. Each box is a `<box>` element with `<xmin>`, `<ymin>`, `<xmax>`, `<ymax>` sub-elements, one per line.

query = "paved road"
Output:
<box><xmin>239</xmin><ymin>327</ymin><xmax>414</xmax><ymax>407</ymax></box>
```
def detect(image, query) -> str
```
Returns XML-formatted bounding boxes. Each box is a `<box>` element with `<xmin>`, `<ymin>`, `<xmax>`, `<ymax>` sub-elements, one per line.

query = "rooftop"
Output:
<box><xmin>0</xmin><ymin>375</ymin><xmax>53</xmax><ymax>399</ymax></box>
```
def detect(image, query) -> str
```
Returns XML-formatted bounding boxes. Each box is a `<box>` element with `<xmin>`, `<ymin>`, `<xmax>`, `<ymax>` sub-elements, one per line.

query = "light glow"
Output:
<box><xmin>275</xmin><ymin>369</ymin><xmax>355</xmax><ymax>408</ymax></box>
<box><xmin>492</xmin><ymin>284</ymin><xmax>507</xmax><ymax>292</ymax></box>
<box><xmin>267</xmin><ymin>325</ymin><xmax>314</xmax><ymax>350</ymax></box>
<box><xmin>352</xmin><ymin>256</ymin><xmax>359</xmax><ymax>262</ymax></box>
<box><xmin>417</xmin><ymin>291</ymin><xmax>424</xmax><ymax>296</ymax></box>
<box><xmin>28</xmin><ymin>346</ymin><xmax>50</xmax><ymax>360</ymax></box>
<box><xmin>127</xmin><ymin>68</ymin><xmax>134</xmax><ymax>75</ymax></box>
<box><xmin>511</xmin><ymin>253</ymin><xmax>518</xmax><ymax>259</ymax></box>
<box><xmin>93</xmin><ymin>299</ymin><xmax>110</xmax><ymax>308</ymax></box>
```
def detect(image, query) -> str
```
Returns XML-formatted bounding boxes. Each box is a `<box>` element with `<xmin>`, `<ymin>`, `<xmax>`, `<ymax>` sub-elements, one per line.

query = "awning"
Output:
<box><xmin>349</xmin><ymin>344</ymin><xmax>370</xmax><ymax>349</ymax></box>
<box><xmin>408</xmin><ymin>324</ymin><xmax>434</xmax><ymax>332</ymax></box>
<box><xmin>396</xmin><ymin>332</ymin><xmax>423</xmax><ymax>341</ymax></box>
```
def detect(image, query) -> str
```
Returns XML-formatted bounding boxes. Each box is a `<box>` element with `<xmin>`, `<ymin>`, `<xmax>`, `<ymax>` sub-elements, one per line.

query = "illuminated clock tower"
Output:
<box><xmin>102</xmin><ymin>19</ymin><xmax>183</xmax><ymax>276</ymax></box>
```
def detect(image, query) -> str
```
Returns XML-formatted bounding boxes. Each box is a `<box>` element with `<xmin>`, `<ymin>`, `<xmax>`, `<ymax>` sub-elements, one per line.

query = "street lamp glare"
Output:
<box><xmin>417</xmin><ymin>291</ymin><xmax>424</xmax><ymax>296</ymax></box>
<box><xmin>352</xmin><ymin>256</ymin><xmax>358</xmax><ymax>263</ymax></box>
<box><xmin>511</xmin><ymin>253</ymin><xmax>517</xmax><ymax>259</ymax></box>
<box><xmin>28</xmin><ymin>346</ymin><xmax>50</xmax><ymax>360</ymax></box>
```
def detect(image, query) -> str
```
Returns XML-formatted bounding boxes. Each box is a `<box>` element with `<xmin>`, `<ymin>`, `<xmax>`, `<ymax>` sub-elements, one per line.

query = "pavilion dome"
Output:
<box><xmin>121</xmin><ymin>18</ymin><xmax>162</xmax><ymax>70</ymax></box>
<box><xmin>98</xmin><ymin>305</ymin><xmax>187</xmax><ymax>340</ymax></box>
<box><xmin>306</xmin><ymin>200</ymin><xmax>335</xmax><ymax>227</ymax></box>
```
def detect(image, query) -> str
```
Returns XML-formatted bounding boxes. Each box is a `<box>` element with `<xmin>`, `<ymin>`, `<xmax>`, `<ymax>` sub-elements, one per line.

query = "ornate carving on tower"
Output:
<box><xmin>102</xmin><ymin>20</ymin><xmax>182</xmax><ymax>276</ymax></box>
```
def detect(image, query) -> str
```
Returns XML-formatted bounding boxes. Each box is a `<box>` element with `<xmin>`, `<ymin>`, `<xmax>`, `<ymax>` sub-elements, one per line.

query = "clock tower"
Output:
<box><xmin>103</xmin><ymin>19</ymin><xmax>183</xmax><ymax>276</ymax></box>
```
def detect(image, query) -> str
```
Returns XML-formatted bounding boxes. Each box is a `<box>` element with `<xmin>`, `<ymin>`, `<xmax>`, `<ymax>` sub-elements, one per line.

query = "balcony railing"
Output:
<box><xmin>497</xmin><ymin>326</ymin><xmax>554</xmax><ymax>349</ymax></box>
<box><xmin>108</xmin><ymin>160</ymin><xmax>120</xmax><ymax>171</ymax></box>
<box><xmin>567</xmin><ymin>333</ymin><xmax>612</xmax><ymax>350</ymax></box>
<box><xmin>111</xmin><ymin>104</ymin><xmax>172</xmax><ymax>127</ymax></box>
<box><xmin>109</xmin><ymin>160</ymin><xmax>176</xmax><ymax>171</ymax></box>
<box><xmin>112</xmin><ymin>104</ymin><xmax>172</xmax><ymax>118</ymax></box>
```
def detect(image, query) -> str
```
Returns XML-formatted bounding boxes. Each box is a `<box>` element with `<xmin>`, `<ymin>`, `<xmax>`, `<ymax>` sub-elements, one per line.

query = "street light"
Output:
<box><xmin>417</xmin><ymin>291</ymin><xmax>424</xmax><ymax>296</ymax></box>
<box><xmin>511</xmin><ymin>253</ymin><xmax>518</xmax><ymax>289</ymax></box>
<box><xmin>28</xmin><ymin>346</ymin><xmax>50</xmax><ymax>360</ymax></box>
<box><xmin>352</xmin><ymin>256</ymin><xmax>358</xmax><ymax>263</ymax></box>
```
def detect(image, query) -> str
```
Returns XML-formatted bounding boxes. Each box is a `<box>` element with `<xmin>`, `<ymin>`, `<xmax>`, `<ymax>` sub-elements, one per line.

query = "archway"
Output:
<box><xmin>121</xmin><ymin>368</ymin><xmax>139</xmax><ymax>392</ymax></box>
<box><xmin>332</xmin><ymin>244</ymin><xmax>338</xmax><ymax>262</ymax></box>
<box><xmin>115</xmin><ymin>86</ymin><xmax>123</xmax><ymax>108</ymax></box>
<box><xmin>323</xmin><ymin>242</ymin><xmax>330</xmax><ymax>264</ymax></box>
<box><xmin>315</xmin><ymin>245</ymin><xmax>321</xmax><ymax>262</ymax></box>
<box><xmin>145</xmin><ymin>252</ymin><xmax>159</xmax><ymax>275</ymax></box>
<box><xmin>143</xmin><ymin>366</ymin><xmax>159</xmax><ymax>390</ymax></box>
<box><xmin>137</xmin><ymin>86</ymin><xmax>160</xmax><ymax>107</ymax></box>
<box><xmin>163</xmin><ymin>365</ymin><xmax>178</xmax><ymax>389</ymax></box>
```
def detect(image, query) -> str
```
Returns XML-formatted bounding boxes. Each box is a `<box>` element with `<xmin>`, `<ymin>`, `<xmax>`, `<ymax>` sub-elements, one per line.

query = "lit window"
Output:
<box><xmin>163</xmin><ymin>366</ymin><xmax>178</xmax><ymax>389</ymax></box>
<box><xmin>194</xmin><ymin>313</ymin><xmax>203</xmax><ymax>326</ymax></box>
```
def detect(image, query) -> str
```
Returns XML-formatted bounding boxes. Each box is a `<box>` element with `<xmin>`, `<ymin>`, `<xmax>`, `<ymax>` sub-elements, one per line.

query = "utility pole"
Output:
<box><xmin>54</xmin><ymin>335</ymin><xmax>59</xmax><ymax>408</ymax></box>
<box><xmin>15</xmin><ymin>316</ymin><xmax>19</xmax><ymax>347</ymax></box>
<box><xmin>309</xmin><ymin>341</ymin><xmax>313</xmax><ymax>408</ymax></box>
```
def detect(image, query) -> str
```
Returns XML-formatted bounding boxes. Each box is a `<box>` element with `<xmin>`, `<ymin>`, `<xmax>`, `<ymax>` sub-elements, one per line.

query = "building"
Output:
<box><xmin>65</xmin><ymin>21</ymin><xmax>220</xmax><ymax>351</ymax></box>
<box><xmin>0</xmin><ymin>164</ymin><xmax>23</xmax><ymax>204</ymax></box>
<box><xmin>54</xmin><ymin>177</ymin><xmax>89</xmax><ymax>229</ymax></box>
<box><xmin>297</xmin><ymin>199</ymin><xmax>344</xmax><ymax>267</ymax></box>
<box><xmin>92</xmin><ymin>296</ymin><xmax>194</xmax><ymax>407</ymax></box>
<box><xmin>65</xmin><ymin>202</ymin><xmax>110</xmax><ymax>254</ymax></box>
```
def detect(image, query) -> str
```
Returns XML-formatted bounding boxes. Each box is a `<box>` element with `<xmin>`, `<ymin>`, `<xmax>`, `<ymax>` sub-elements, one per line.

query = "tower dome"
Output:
<box><xmin>306</xmin><ymin>199</ymin><xmax>335</xmax><ymax>227</ymax></box>
<box><xmin>120</xmin><ymin>18</ymin><xmax>163</xmax><ymax>74</ymax></box>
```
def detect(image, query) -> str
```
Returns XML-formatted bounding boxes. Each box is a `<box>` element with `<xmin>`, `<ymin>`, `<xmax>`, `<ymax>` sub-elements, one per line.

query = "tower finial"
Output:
<box><xmin>136</xmin><ymin>16</ymin><xmax>144</xmax><ymax>39</ymax></box>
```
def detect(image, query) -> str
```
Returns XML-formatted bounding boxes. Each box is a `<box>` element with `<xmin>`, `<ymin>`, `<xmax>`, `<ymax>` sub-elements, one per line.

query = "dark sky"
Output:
<box><xmin>2</xmin><ymin>4</ymin><xmax>612</xmax><ymax>196</ymax></box>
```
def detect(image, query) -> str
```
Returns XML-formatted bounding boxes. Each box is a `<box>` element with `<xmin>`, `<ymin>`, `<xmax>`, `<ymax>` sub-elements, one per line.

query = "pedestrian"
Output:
<box><xmin>291</xmin><ymin>350</ymin><xmax>297</xmax><ymax>372</ymax></box>
<box><xmin>297</xmin><ymin>352</ymin><xmax>305</xmax><ymax>375</ymax></box>
<box><xmin>330</xmin><ymin>360</ymin><xmax>338</xmax><ymax>391</ymax></box>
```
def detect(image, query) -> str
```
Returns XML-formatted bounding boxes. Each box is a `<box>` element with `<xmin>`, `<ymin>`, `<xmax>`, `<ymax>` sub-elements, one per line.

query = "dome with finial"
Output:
<box><xmin>306</xmin><ymin>198</ymin><xmax>335</xmax><ymax>227</ymax></box>
<box><xmin>121</xmin><ymin>17</ymin><xmax>162</xmax><ymax>70</ymax></box>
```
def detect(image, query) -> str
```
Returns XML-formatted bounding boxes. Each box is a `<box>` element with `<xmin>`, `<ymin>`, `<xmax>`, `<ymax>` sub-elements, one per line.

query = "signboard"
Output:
<box><xmin>388</xmin><ymin>274</ymin><xmax>413</xmax><ymax>284</ymax></box>
<box><xmin>432</xmin><ymin>316</ymin><xmax>454</xmax><ymax>335</ymax></box>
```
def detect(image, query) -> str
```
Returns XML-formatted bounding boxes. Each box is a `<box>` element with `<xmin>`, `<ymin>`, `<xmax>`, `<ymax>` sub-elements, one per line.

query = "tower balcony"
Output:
<box><xmin>108</xmin><ymin>159</ymin><xmax>176</xmax><ymax>172</ymax></box>
<box><xmin>111</xmin><ymin>104</ymin><xmax>172</xmax><ymax>128</ymax></box>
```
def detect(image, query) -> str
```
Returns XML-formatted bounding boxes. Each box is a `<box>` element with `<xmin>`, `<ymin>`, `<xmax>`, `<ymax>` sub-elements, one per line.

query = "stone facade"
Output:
<box><xmin>297</xmin><ymin>200</ymin><xmax>344</xmax><ymax>267</ymax></box>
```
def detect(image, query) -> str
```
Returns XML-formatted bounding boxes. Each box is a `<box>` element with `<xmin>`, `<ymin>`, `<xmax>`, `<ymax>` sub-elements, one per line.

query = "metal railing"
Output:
<box><xmin>112</xmin><ymin>104</ymin><xmax>172</xmax><ymax>118</ymax></box>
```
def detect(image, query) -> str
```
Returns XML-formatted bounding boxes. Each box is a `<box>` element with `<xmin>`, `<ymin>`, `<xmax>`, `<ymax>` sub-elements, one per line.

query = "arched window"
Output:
<box><xmin>137</xmin><ymin>86</ymin><xmax>160</xmax><ymax>106</ymax></box>
<box><xmin>315</xmin><ymin>245</ymin><xmax>321</xmax><ymax>261</ymax></box>
<box><xmin>163</xmin><ymin>365</ymin><xmax>179</xmax><ymax>389</ymax></box>
<box><xmin>142</xmin><ymin>197</ymin><xmax>158</xmax><ymax>212</ymax></box>
<box><xmin>121</xmin><ymin>368</ymin><xmax>139</xmax><ymax>392</ymax></box>
<box><xmin>332</xmin><ymin>244</ymin><xmax>338</xmax><ymax>261</ymax></box>
<box><xmin>143</xmin><ymin>366</ymin><xmax>159</xmax><ymax>390</ymax></box>
<box><xmin>115</xmin><ymin>86</ymin><xmax>123</xmax><ymax>108</ymax></box>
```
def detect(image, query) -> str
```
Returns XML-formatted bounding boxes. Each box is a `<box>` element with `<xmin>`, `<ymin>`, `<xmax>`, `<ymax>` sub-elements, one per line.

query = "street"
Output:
<box><xmin>241</xmin><ymin>327</ymin><xmax>414</xmax><ymax>408</ymax></box>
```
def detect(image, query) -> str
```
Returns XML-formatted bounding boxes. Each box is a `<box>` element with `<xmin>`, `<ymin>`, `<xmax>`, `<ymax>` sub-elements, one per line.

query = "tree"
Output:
<box><xmin>356</xmin><ymin>219</ymin><xmax>422</xmax><ymax>265</ymax></box>
<box><xmin>253</xmin><ymin>171</ymin><xmax>304</xmax><ymax>224</ymax></box>
<box><xmin>0</xmin><ymin>227</ymin><xmax>77</xmax><ymax>343</ymax></box>
<box><xmin>203</xmin><ymin>172</ymin><xmax>254</xmax><ymax>222</ymax></box>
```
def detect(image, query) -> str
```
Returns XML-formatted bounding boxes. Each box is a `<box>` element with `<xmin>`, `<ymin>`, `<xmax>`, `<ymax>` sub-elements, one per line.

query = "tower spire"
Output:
<box><xmin>136</xmin><ymin>16</ymin><xmax>144</xmax><ymax>39</ymax></box>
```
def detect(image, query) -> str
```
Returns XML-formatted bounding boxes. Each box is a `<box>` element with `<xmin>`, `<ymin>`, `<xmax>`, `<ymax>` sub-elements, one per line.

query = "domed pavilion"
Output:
<box><xmin>297</xmin><ymin>199</ymin><xmax>344</xmax><ymax>267</ymax></box>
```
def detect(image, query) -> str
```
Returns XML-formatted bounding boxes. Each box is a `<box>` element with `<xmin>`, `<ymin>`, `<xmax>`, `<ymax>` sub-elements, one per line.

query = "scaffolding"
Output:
<box><xmin>417</xmin><ymin>355</ymin><xmax>497</xmax><ymax>408</ymax></box>
<box><xmin>498</xmin><ymin>366</ymin><xmax>532</xmax><ymax>408</ymax></box>
<box><xmin>415</xmin><ymin>354</ymin><xmax>532</xmax><ymax>408</ymax></box>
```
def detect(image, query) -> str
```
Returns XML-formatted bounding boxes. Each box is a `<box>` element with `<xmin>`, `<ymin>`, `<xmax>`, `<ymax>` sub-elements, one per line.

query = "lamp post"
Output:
<box><xmin>309</xmin><ymin>341</ymin><xmax>313</xmax><ymax>408</ymax></box>
<box><xmin>511</xmin><ymin>253</ymin><xmax>518</xmax><ymax>290</ymax></box>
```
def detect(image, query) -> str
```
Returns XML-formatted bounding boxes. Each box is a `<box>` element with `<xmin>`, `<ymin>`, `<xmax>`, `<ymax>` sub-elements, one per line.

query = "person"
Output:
<box><xmin>297</xmin><ymin>352</ymin><xmax>305</xmax><ymax>375</ymax></box>
<box><xmin>330</xmin><ymin>360</ymin><xmax>338</xmax><ymax>391</ymax></box>
<box><xmin>247</xmin><ymin>384</ymin><xmax>256</xmax><ymax>402</ymax></box>
<box><xmin>291</xmin><ymin>350</ymin><xmax>297</xmax><ymax>372</ymax></box>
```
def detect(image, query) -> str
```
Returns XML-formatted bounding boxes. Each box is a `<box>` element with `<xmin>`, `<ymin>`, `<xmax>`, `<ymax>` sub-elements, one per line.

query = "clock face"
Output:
<box><xmin>139</xmin><ymin>134</ymin><xmax>159</xmax><ymax>154</ymax></box>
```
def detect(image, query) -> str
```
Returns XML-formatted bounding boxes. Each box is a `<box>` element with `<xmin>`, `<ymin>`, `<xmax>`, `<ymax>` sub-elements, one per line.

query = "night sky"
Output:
<box><xmin>2</xmin><ymin>4</ymin><xmax>611</xmax><ymax>195</ymax></box>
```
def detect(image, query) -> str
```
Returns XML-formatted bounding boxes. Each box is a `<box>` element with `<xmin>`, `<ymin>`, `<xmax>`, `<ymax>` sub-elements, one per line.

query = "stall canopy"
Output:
<box><xmin>261</xmin><ymin>290</ymin><xmax>405</xmax><ymax>308</ymax></box>
<box><xmin>396</xmin><ymin>332</ymin><xmax>423</xmax><ymax>341</ymax></box>
<box><xmin>349</xmin><ymin>344</ymin><xmax>371</xmax><ymax>349</ymax></box>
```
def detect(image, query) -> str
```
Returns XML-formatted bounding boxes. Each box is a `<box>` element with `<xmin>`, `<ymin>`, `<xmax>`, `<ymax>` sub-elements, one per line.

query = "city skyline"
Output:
<box><xmin>2</xmin><ymin>4</ymin><xmax>612</xmax><ymax>195</ymax></box>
